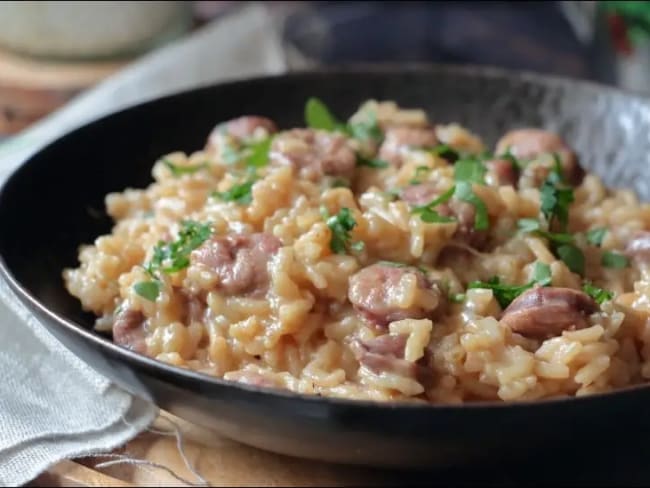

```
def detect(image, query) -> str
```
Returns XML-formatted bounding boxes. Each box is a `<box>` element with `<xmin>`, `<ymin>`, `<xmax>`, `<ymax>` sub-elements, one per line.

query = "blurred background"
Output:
<box><xmin>0</xmin><ymin>0</ymin><xmax>649</xmax><ymax>138</ymax></box>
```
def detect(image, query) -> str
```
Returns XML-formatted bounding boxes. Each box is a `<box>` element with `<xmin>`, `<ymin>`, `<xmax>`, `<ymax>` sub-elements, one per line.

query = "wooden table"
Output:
<box><xmin>30</xmin><ymin>408</ymin><xmax>650</xmax><ymax>487</ymax></box>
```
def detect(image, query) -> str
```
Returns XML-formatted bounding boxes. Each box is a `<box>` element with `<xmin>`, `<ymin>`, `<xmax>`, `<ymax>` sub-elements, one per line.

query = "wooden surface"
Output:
<box><xmin>0</xmin><ymin>47</ymin><xmax>127</xmax><ymax>134</ymax></box>
<box><xmin>31</xmin><ymin>407</ymin><xmax>650</xmax><ymax>487</ymax></box>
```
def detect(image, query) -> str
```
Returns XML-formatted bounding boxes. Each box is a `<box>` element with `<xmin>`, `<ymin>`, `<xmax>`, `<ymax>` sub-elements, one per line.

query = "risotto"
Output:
<box><xmin>63</xmin><ymin>99</ymin><xmax>650</xmax><ymax>404</ymax></box>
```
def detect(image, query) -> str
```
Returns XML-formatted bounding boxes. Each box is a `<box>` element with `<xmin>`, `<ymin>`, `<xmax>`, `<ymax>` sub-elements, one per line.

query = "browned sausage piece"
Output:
<box><xmin>378</xmin><ymin>126</ymin><xmax>438</xmax><ymax>167</ymax></box>
<box><xmin>348</xmin><ymin>263</ymin><xmax>442</xmax><ymax>328</ymax></box>
<box><xmin>353</xmin><ymin>334</ymin><xmax>433</xmax><ymax>387</ymax></box>
<box><xmin>401</xmin><ymin>183</ymin><xmax>489</xmax><ymax>250</ymax></box>
<box><xmin>190</xmin><ymin>232</ymin><xmax>282</xmax><ymax>297</ymax></box>
<box><xmin>113</xmin><ymin>307</ymin><xmax>146</xmax><ymax>353</ymax></box>
<box><xmin>269</xmin><ymin>128</ymin><xmax>356</xmax><ymax>181</ymax></box>
<box><xmin>485</xmin><ymin>158</ymin><xmax>519</xmax><ymax>187</ymax></box>
<box><xmin>500</xmin><ymin>287</ymin><xmax>598</xmax><ymax>339</ymax></box>
<box><xmin>495</xmin><ymin>129</ymin><xmax>584</xmax><ymax>186</ymax></box>
<box><xmin>625</xmin><ymin>231</ymin><xmax>650</xmax><ymax>264</ymax></box>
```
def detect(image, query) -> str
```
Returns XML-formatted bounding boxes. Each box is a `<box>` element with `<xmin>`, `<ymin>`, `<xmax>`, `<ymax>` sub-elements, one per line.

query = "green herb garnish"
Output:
<box><xmin>212</xmin><ymin>179</ymin><xmax>256</xmax><ymax>205</ymax></box>
<box><xmin>449</xmin><ymin>293</ymin><xmax>466</xmax><ymax>303</ymax></box>
<box><xmin>357</xmin><ymin>156</ymin><xmax>389</xmax><ymax>169</ymax></box>
<box><xmin>146</xmin><ymin>220</ymin><xmax>213</xmax><ymax>276</ymax></box>
<box><xmin>454</xmin><ymin>158</ymin><xmax>487</xmax><ymax>184</ymax></box>
<box><xmin>517</xmin><ymin>219</ymin><xmax>575</xmax><ymax>245</ymax></box>
<box><xmin>582</xmin><ymin>282</ymin><xmax>614</xmax><ymax>304</ymax></box>
<box><xmin>409</xmin><ymin>165</ymin><xmax>432</xmax><ymax>185</ymax></box>
<box><xmin>601</xmin><ymin>251</ymin><xmax>629</xmax><ymax>269</ymax></box>
<box><xmin>305</xmin><ymin>97</ymin><xmax>340</xmax><ymax>131</ymax></box>
<box><xmin>162</xmin><ymin>158</ymin><xmax>207</xmax><ymax>176</ymax></box>
<box><xmin>348</xmin><ymin>112</ymin><xmax>383</xmax><ymax>143</ymax></box>
<box><xmin>411</xmin><ymin>185</ymin><xmax>457</xmax><ymax>224</ymax></box>
<box><xmin>468</xmin><ymin>261</ymin><xmax>552</xmax><ymax>308</ymax></box>
<box><xmin>323</xmin><ymin>207</ymin><xmax>364</xmax><ymax>254</ymax></box>
<box><xmin>133</xmin><ymin>280</ymin><xmax>161</xmax><ymax>302</ymax></box>
<box><xmin>454</xmin><ymin>181</ymin><xmax>489</xmax><ymax>230</ymax></box>
<box><xmin>586</xmin><ymin>228</ymin><xmax>607</xmax><ymax>247</ymax></box>
<box><xmin>304</xmin><ymin>98</ymin><xmax>383</xmax><ymax>143</ymax></box>
<box><xmin>556</xmin><ymin>244</ymin><xmax>585</xmax><ymax>275</ymax></box>
<box><xmin>539</xmin><ymin>157</ymin><xmax>573</xmax><ymax>232</ymax></box>
<box><xmin>429</xmin><ymin>144</ymin><xmax>460</xmax><ymax>162</ymax></box>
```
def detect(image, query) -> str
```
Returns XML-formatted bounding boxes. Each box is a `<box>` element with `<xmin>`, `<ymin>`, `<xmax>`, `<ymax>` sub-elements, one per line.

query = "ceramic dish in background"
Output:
<box><xmin>2</xmin><ymin>67</ymin><xmax>650</xmax><ymax>472</ymax></box>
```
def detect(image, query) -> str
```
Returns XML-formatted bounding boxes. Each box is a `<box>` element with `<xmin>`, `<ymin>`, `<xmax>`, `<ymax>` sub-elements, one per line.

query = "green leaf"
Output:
<box><xmin>348</xmin><ymin>112</ymin><xmax>383</xmax><ymax>143</ymax></box>
<box><xmin>357</xmin><ymin>156</ymin><xmax>389</xmax><ymax>169</ymax></box>
<box><xmin>468</xmin><ymin>277</ymin><xmax>533</xmax><ymax>309</ymax></box>
<box><xmin>212</xmin><ymin>180</ymin><xmax>255</xmax><ymax>205</ymax></box>
<box><xmin>428</xmin><ymin>144</ymin><xmax>460</xmax><ymax>162</ymax></box>
<box><xmin>134</xmin><ymin>280</ymin><xmax>161</xmax><ymax>302</ymax></box>
<box><xmin>246</xmin><ymin>138</ymin><xmax>272</xmax><ymax>167</ymax></box>
<box><xmin>350</xmin><ymin>240</ymin><xmax>366</xmax><ymax>252</ymax></box>
<box><xmin>556</xmin><ymin>244</ymin><xmax>585</xmax><ymax>275</ymax></box>
<box><xmin>305</xmin><ymin>97</ymin><xmax>339</xmax><ymax>131</ymax></box>
<box><xmin>497</xmin><ymin>148</ymin><xmax>524</xmax><ymax>169</ymax></box>
<box><xmin>517</xmin><ymin>219</ymin><xmax>574</xmax><ymax>245</ymax></box>
<box><xmin>586</xmin><ymin>228</ymin><xmax>607</xmax><ymax>247</ymax></box>
<box><xmin>325</xmin><ymin>207</ymin><xmax>363</xmax><ymax>254</ymax></box>
<box><xmin>454</xmin><ymin>158</ymin><xmax>487</xmax><ymax>184</ymax></box>
<box><xmin>419</xmin><ymin>208</ymin><xmax>456</xmax><ymax>224</ymax></box>
<box><xmin>532</xmin><ymin>261</ymin><xmax>552</xmax><ymax>286</ymax></box>
<box><xmin>409</xmin><ymin>165</ymin><xmax>432</xmax><ymax>185</ymax></box>
<box><xmin>454</xmin><ymin>181</ymin><xmax>489</xmax><ymax>230</ymax></box>
<box><xmin>411</xmin><ymin>185</ymin><xmax>456</xmax><ymax>214</ymax></box>
<box><xmin>221</xmin><ymin>143</ymin><xmax>242</xmax><ymax>165</ymax></box>
<box><xmin>144</xmin><ymin>221</ymin><xmax>213</xmax><ymax>278</ymax></box>
<box><xmin>582</xmin><ymin>282</ymin><xmax>614</xmax><ymax>305</ymax></box>
<box><xmin>601</xmin><ymin>251</ymin><xmax>630</xmax><ymax>269</ymax></box>
<box><xmin>449</xmin><ymin>293</ymin><xmax>466</xmax><ymax>304</ymax></box>
<box><xmin>162</xmin><ymin>158</ymin><xmax>206</xmax><ymax>176</ymax></box>
<box><xmin>468</xmin><ymin>260</ymin><xmax>553</xmax><ymax>308</ymax></box>
<box><xmin>539</xmin><ymin>163</ymin><xmax>574</xmax><ymax>232</ymax></box>
<box><xmin>517</xmin><ymin>218</ymin><xmax>542</xmax><ymax>233</ymax></box>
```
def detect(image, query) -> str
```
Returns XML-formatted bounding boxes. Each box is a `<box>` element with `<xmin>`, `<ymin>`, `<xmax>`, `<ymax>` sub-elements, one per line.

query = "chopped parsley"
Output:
<box><xmin>212</xmin><ymin>179</ymin><xmax>256</xmax><ymax>205</ymax></box>
<box><xmin>146</xmin><ymin>220</ymin><xmax>213</xmax><ymax>276</ymax></box>
<box><xmin>220</xmin><ymin>137</ymin><xmax>272</xmax><ymax>168</ymax></box>
<box><xmin>322</xmin><ymin>207</ymin><xmax>364</xmax><ymax>254</ymax></box>
<box><xmin>348</xmin><ymin>112</ymin><xmax>383</xmax><ymax>143</ymax></box>
<box><xmin>497</xmin><ymin>147</ymin><xmax>524</xmax><ymax>169</ymax></box>
<box><xmin>357</xmin><ymin>156</ymin><xmax>389</xmax><ymax>169</ymax></box>
<box><xmin>556</xmin><ymin>244</ymin><xmax>585</xmax><ymax>275</ymax></box>
<box><xmin>586</xmin><ymin>228</ymin><xmax>607</xmax><ymax>247</ymax></box>
<box><xmin>539</xmin><ymin>158</ymin><xmax>573</xmax><ymax>232</ymax></box>
<box><xmin>449</xmin><ymin>293</ymin><xmax>466</xmax><ymax>304</ymax></box>
<box><xmin>133</xmin><ymin>280</ymin><xmax>161</xmax><ymax>302</ymax></box>
<box><xmin>305</xmin><ymin>97</ymin><xmax>342</xmax><ymax>131</ymax></box>
<box><xmin>468</xmin><ymin>261</ymin><xmax>552</xmax><ymax>308</ymax></box>
<box><xmin>517</xmin><ymin>219</ymin><xmax>575</xmax><ymax>245</ymax></box>
<box><xmin>428</xmin><ymin>144</ymin><xmax>460</xmax><ymax>162</ymax></box>
<box><xmin>601</xmin><ymin>250</ymin><xmax>629</xmax><ymax>269</ymax></box>
<box><xmin>136</xmin><ymin>220</ymin><xmax>213</xmax><ymax>302</ymax></box>
<box><xmin>410</xmin><ymin>165</ymin><xmax>432</xmax><ymax>185</ymax></box>
<box><xmin>162</xmin><ymin>158</ymin><xmax>207</xmax><ymax>176</ymax></box>
<box><xmin>454</xmin><ymin>181</ymin><xmax>489</xmax><ymax>230</ymax></box>
<box><xmin>454</xmin><ymin>158</ymin><xmax>487</xmax><ymax>184</ymax></box>
<box><xmin>304</xmin><ymin>97</ymin><xmax>383</xmax><ymax>143</ymax></box>
<box><xmin>411</xmin><ymin>185</ymin><xmax>456</xmax><ymax>224</ymax></box>
<box><xmin>582</xmin><ymin>282</ymin><xmax>614</xmax><ymax>304</ymax></box>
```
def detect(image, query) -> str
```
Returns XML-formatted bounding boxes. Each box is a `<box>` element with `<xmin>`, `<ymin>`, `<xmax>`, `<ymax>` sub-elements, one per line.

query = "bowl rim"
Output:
<box><xmin>2</xmin><ymin>62</ymin><xmax>650</xmax><ymax>412</ymax></box>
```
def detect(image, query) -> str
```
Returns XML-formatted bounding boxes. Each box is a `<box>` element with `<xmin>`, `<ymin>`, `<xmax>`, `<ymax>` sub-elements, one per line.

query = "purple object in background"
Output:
<box><xmin>282</xmin><ymin>1</ymin><xmax>594</xmax><ymax>79</ymax></box>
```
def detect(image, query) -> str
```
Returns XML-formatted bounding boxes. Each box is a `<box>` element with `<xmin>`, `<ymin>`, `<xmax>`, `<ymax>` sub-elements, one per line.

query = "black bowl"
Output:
<box><xmin>3</xmin><ymin>66</ymin><xmax>650</xmax><ymax>480</ymax></box>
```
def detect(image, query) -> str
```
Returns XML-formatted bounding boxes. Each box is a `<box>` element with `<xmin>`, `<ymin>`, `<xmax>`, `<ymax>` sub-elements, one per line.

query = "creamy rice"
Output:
<box><xmin>63</xmin><ymin>99</ymin><xmax>650</xmax><ymax>404</ymax></box>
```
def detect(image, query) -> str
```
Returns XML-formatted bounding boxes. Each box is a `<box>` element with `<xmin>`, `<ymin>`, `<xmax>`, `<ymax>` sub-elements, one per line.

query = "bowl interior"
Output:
<box><xmin>2</xmin><ymin>66</ymin><xmax>650</xmax><ymax>335</ymax></box>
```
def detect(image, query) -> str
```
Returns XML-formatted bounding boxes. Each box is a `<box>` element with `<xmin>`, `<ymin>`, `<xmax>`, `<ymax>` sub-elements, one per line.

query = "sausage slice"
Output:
<box><xmin>500</xmin><ymin>287</ymin><xmax>598</xmax><ymax>339</ymax></box>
